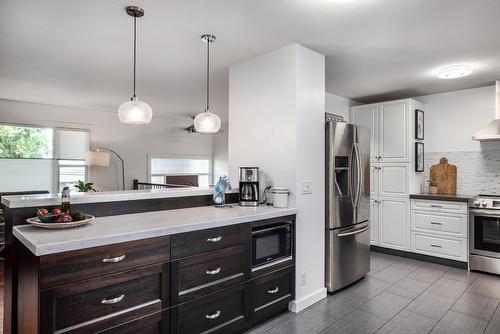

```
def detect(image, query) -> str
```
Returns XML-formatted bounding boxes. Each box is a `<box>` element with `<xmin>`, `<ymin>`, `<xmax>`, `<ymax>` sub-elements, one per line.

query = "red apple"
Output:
<box><xmin>52</xmin><ymin>208</ymin><xmax>62</xmax><ymax>215</ymax></box>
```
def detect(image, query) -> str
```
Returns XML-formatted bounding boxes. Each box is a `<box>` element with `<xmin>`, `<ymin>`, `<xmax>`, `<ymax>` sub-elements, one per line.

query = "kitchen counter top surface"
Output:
<box><xmin>13</xmin><ymin>205</ymin><xmax>297</xmax><ymax>256</ymax></box>
<box><xmin>409</xmin><ymin>193</ymin><xmax>475</xmax><ymax>203</ymax></box>
<box><xmin>1</xmin><ymin>187</ymin><xmax>238</xmax><ymax>209</ymax></box>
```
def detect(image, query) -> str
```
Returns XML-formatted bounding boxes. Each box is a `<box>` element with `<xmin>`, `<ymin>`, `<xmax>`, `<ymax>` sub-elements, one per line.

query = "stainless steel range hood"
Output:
<box><xmin>472</xmin><ymin>81</ymin><xmax>500</xmax><ymax>141</ymax></box>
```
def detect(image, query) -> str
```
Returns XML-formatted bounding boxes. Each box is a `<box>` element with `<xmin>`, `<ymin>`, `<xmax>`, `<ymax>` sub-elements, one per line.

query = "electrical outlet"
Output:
<box><xmin>302</xmin><ymin>181</ymin><xmax>312</xmax><ymax>194</ymax></box>
<box><xmin>300</xmin><ymin>271</ymin><xmax>306</xmax><ymax>286</ymax></box>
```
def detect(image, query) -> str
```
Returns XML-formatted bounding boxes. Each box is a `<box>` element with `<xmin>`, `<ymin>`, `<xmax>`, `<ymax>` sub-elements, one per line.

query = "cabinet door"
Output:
<box><xmin>379</xmin><ymin>101</ymin><xmax>408</xmax><ymax>162</ymax></box>
<box><xmin>379</xmin><ymin>164</ymin><xmax>409</xmax><ymax>197</ymax></box>
<box><xmin>379</xmin><ymin>198</ymin><xmax>410</xmax><ymax>251</ymax></box>
<box><xmin>370</xmin><ymin>165</ymin><xmax>379</xmax><ymax>197</ymax></box>
<box><xmin>370</xmin><ymin>199</ymin><xmax>379</xmax><ymax>246</ymax></box>
<box><xmin>351</xmin><ymin>105</ymin><xmax>378</xmax><ymax>161</ymax></box>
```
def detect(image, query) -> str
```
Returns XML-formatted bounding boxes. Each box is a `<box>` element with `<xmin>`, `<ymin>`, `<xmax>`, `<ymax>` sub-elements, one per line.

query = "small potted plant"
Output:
<box><xmin>428</xmin><ymin>170</ymin><xmax>438</xmax><ymax>194</ymax></box>
<box><xmin>74</xmin><ymin>180</ymin><xmax>96</xmax><ymax>193</ymax></box>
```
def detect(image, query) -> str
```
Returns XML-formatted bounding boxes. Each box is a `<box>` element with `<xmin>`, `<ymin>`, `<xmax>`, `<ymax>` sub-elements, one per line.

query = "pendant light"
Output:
<box><xmin>194</xmin><ymin>34</ymin><xmax>221</xmax><ymax>133</ymax></box>
<box><xmin>118</xmin><ymin>6</ymin><xmax>153</xmax><ymax>124</ymax></box>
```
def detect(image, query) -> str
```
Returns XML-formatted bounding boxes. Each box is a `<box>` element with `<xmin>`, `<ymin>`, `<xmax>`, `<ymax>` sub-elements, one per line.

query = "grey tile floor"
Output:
<box><xmin>247</xmin><ymin>251</ymin><xmax>500</xmax><ymax>334</ymax></box>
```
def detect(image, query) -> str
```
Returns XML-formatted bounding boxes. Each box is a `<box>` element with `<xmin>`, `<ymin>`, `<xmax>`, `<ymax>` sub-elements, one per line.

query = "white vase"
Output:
<box><xmin>429</xmin><ymin>185</ymin><xmax>438</xmax><ymax>194</ymax></box>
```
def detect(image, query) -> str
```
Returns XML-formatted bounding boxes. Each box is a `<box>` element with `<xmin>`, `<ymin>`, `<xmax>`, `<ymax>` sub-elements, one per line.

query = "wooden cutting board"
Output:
<box><xmin>430</xmin><ymin>158</ymin><xmax>457</xmax><ymax>194</ymax></box>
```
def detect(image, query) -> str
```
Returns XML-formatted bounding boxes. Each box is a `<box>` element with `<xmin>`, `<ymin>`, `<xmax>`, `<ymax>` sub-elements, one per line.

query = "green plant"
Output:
<box><xmin>74</xmin><ymin>180</ymin><xmax>96</xmax><ymax>192</ymax></box>
<box><xmin>428</xmin><ymin>169</ymin><xmax>438</xmax><ymax>187</ymax></box>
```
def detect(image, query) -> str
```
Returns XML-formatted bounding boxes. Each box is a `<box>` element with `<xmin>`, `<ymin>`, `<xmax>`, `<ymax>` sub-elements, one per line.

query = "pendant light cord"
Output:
<box><xmin>133</xmin><ymin>16</ymin><xmax>137</xmax><ymax>98</ymax></box>
<box><xmin>206</xmin><ymin>37</ymin><xmax>210</xmax><ymax>112</ymax></box>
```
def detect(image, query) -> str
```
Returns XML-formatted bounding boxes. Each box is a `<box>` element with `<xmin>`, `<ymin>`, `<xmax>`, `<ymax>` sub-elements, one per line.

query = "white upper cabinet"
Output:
<box><xmin>378</xmin><ymin>101</ymin><xmax>409</xmax><ymax>162</ymax></box>
<box><xmin>350</xmin><ymin>100</ymin><xmax>411</xmax><ymax>164</ymax></box>
<box><xmin>351</xmin><ymin>104</ymin><xmax>378</xmax><ymax>161</ymax></box>
<box><xmin>378</xmin><ymin>164</ymin><xmax>409</xmax><ymax>197</ymax></box>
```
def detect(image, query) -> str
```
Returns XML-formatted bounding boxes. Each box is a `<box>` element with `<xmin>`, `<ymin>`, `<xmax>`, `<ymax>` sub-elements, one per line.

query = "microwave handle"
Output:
<box><xmin>252</xmin><ymin>224</ymin><xmax>290</xmax><ymax>235</ymax></box>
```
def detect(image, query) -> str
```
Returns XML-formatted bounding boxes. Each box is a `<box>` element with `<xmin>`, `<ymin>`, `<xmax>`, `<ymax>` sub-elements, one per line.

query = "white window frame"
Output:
<box><xmin>147</xmin><ymin>154</ymin><xmax>213</xmax><ymax>187</ymax></box>
<box><xmin>55</xmin><ymin>159</ymin><xmax>88</xmax><ymax>193</ymax></box>
<box><xmin>0</xmin><ymin>122</ymin><xmax>90</xmax><ymax>192</ymax></box>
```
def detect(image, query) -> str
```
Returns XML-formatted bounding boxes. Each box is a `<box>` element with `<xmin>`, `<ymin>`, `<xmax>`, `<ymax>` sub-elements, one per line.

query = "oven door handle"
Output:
<box><xmin>337</xmin><ymin>225</ymin><xmax>369</xmax><ymax>237</ymax></box>
<box><xmin>470</xmin><ymin>209</ymin><xmax>500</xmax><ymax>218</ymax></box>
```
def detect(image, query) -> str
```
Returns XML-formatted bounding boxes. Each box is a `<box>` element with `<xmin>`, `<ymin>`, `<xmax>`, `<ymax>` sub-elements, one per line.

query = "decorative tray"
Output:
<box><xmin>26</xmin><ymin>214</ymin><xmax>94</xmax><ymax>229</ymax></box>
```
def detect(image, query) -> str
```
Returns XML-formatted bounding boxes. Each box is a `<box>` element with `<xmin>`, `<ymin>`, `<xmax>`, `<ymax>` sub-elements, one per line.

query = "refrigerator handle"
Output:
<box><xmin>350</xmin><ymin>145</ymin><xmax>356</xmax><ymax>208</ymax></box>
<box><xmin>354</xmin><ymin>143</ymin><xmax>363</xmax><ymax>209</ymax></box>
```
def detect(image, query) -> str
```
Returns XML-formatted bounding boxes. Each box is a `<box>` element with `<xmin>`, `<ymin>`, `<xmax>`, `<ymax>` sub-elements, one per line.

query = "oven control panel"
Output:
<box><xmin>471</xmin><ymin>196</ymin><xmax>500</xmax><ymax>209</ymax></box>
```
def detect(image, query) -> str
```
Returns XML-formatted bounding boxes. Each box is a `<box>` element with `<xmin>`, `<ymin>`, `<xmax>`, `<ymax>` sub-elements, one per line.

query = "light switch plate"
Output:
<box><xmin>302</xmin><ymin>181</ymin><xmax>312</xmax><ymax>194</ymax></box>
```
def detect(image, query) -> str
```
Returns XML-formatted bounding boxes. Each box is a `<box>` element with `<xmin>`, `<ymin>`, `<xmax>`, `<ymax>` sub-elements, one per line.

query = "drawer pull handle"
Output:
<box><xmin>430</xmin><ymin>244</ymin><xmax>442</xmax><ymax>248</ymax></box>
<box><xmin>206</xmin><ymin>310</ymin><xmax>221</xmax><ymax>320</ymax></box>
<box><xmin>206</xmin><ymin>267</ymin><xmax>221</xmax><ymax>275</ymax></box>
<box><xmin>430</xmin><ymin>222</ymin><xmax>443</xmax><ymax>225</ymax></box>
<box><xmin>101</xmin><ymin>294</ymin><xmax>125</xmax><ymax>305</ymax></box>
<box><xmin>102</xmin><ymin>255</ymin><xmax>126</xmax><ymax>263</ymax></box>
<box><xmin>268</xmin><ymin>287</ymin><xmax>280</xmax><ymax>294</ymax></box>
<box><xmin>430</xmin><ymin>204</ymin><xmax>443</xmax><ymax>208</ymax></box>
<box><xmin>207</xmin><ymin>236</ymin><xmax>222</xmax><ymax>243</ymax></box>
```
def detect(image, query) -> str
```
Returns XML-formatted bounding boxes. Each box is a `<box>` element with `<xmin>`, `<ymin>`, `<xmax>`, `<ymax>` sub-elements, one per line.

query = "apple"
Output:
<box><xmin>37</xmin><ymin>208</ymin><xmax>49</xmax><ymax>216</ymax></box>
<box><xmin>52</xmin><ymin>208</ymin><xmax>62</xmax><ymax>215</ymax></box>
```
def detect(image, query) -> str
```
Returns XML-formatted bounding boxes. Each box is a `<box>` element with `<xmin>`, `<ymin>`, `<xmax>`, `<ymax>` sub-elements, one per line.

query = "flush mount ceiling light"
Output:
<box><xmin>118</xmin><ymin>6</ymin><xmax>153</xmax><ymax>124</ymax></box>
<box><xmin>193</xmin><ymin>34</ymin><xmax>221</xmax><ymax>134</ymax></box>
<box><xmin>325</xmin><ymin>0</ymin><xmax>355</xmax><ymax>3</ymax></box>
<box><xmin>437</xmin><ymin>64</ymin><xmax>473</xmax><ymax>79</ymax></box>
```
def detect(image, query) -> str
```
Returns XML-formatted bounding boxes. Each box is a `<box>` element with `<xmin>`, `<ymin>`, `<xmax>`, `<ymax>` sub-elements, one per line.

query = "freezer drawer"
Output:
<box><xmin>325</xmin><ymin>222</ymin><xmax>370</xmax><ymax>292</ymax></box>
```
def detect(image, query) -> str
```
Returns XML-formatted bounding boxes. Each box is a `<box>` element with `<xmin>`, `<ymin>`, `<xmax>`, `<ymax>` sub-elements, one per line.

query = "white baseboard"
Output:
<box><xmin>288</xmin><ymin>287</ymin><xmax>327</xmax><ymax>313</ymax></box>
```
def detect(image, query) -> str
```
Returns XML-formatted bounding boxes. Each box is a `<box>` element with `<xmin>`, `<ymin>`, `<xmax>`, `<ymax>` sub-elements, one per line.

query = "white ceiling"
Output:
<box><xmin>1</xmin><ymin>0</ymin><xmax>500</xmax><ymax>118</ymax></box>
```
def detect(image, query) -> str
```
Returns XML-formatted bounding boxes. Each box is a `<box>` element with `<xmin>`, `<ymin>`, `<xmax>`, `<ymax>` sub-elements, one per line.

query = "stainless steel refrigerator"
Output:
<box><xmin>325</xmin><ymin>121</ymin><xmax>371</xmax><ymax>292</ymax></box>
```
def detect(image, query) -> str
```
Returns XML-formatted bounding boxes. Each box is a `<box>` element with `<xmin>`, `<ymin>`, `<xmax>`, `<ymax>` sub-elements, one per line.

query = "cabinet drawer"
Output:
<box><xmin>40</xmin><ymin>236</ymin><xmax>170</xmax><ymax>289</ymax></box>
<box><xmin>411</xmin><ymin>199</ymin><xmax>468</xmax><ymax>214</ymax></box>
<box><xmin>172</xmin><ymin>245</ymin><xmax>248</xmax><ymax>304</ymax></box>
<box><xmin>411</xmin><ymin>211</ymin><xmax>467</xmax><ymax>237</ymax></box>
<box><xmin>41</xmin><ymin>264</ymin><xmax>168</xmax><ymax>334</ymax></box>
<box><xmin>171</xmin><ymin>224</ymin><xmax>248</xmax><ymax>259</ymax></box>
<box><xmin>97</xmin><ymin>311</ymin><xmax>168</xmax><ymax>334</ymax></box>
<box><xmin>411</xmin><ymin>233</ymin><xmax>467</xmax><ymax>261</ymax></box>
<box><xmin>172</xmin><ymin>284</ymin><xmax>248</xmax><ymax>334</ymax></box>
<box><xmin>252</xmin><ymin>267</ymin><xmax>294</xmax><ymax>317</ymax></box>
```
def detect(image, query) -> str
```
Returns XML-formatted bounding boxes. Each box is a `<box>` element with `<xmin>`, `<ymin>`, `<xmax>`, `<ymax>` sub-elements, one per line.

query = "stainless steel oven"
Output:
<box><xmin>469</xmin><ymin>195</ymin><xmax>500</xmax><ymax>275</ymax></box>
<box><xmin>251</xmin><ymin>222</ymin><xmax>292</xmax><ymax>270</ymax></box>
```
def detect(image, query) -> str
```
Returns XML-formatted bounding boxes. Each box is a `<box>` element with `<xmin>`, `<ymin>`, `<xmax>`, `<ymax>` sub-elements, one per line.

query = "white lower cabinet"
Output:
<box><xmin>410</xmin><ymin>199</ymin><xmax>468</xmax><ymax>262</ymax></box>
<box><xmin>379</xmin><ymin>198</ymin><xmax>410</xmax><ymax>251</ymax></box>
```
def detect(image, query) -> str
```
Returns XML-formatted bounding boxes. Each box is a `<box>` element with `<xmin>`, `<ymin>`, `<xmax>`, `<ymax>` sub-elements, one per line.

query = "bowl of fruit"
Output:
<box><xmin>27</xmin><ymin>208</ymin><xmax>94</xmax><ymax>229</ymax></box>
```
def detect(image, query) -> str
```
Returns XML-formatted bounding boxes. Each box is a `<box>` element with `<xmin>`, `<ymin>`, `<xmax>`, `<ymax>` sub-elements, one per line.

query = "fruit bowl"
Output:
<box><xmin>26</xmin><ymin>214</ymin><xmax>94</xmax><ymax>229</ymax></box>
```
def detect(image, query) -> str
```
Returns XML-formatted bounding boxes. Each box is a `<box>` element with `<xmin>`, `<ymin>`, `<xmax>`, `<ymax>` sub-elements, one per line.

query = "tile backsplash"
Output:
<box><xmin>424</xmin><ymin>150</ymin><xmax>500</xmax><ymax>195</ymax></box>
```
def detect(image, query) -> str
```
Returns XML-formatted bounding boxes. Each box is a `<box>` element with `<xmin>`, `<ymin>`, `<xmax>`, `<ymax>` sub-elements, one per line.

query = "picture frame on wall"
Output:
<box><xmin>415</xmin><ymin>109</ymin><xmax>424</xmax><ymax>140</ymax></box>
<box><xmin>415</xmin><ymin>142</ymin><xmax>424</xmax><ymax>172</ymax></box>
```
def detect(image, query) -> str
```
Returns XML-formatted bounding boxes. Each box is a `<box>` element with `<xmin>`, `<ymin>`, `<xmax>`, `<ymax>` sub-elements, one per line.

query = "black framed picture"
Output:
<box><xmin>415</xmin><ymin>109</ymin><xmax>424</xmax><ymax>140</ymax></box>
<box><xmin>415</xmin><ymin>142</ymin><xmax>424</xmax><ymax>172</ymax></box>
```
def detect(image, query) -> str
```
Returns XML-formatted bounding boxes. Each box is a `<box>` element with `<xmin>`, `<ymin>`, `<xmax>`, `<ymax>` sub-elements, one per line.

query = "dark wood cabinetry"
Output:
<box><xmin>16</xmin><ymin>215</ymin><xmax>296</xmax><ymax>334</ymax></box>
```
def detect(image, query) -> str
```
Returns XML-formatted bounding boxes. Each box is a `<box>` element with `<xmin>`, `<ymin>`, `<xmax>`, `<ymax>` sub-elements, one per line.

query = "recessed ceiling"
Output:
<box><xmin>1</xmin><ymin>0</ymin><xmax>499</xmax><ymax>115</ymax></box>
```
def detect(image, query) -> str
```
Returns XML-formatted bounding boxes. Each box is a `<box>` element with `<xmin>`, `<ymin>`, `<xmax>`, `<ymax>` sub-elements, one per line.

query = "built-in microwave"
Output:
<box><xmin>251</xmin><ymin>222</ymin><xmax>293</xmax><ymax>270</ymax></box>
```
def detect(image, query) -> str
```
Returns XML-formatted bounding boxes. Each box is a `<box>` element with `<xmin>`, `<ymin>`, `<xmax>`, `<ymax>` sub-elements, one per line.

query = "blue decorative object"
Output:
<box><xmin>213</xmin><ymin>175</ymin><xmax>232</xmax><ymax>206</ymax></box>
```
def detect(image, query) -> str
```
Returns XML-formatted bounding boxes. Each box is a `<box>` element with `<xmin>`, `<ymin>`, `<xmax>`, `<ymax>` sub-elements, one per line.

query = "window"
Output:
<box><xmin>0</xmin><ymin>123</ymin><xmax>89</xmax><ymax>193</ymax></box>
<box><xmin>0</xmin><ymin>124</ymin><xmax>53</xmax><ymax>158</ymax></box>
<box><xmin>58</xmin><ymin>160</ymin><xmax>86</xmax><ymax>192</ymax></box>
<box><xmin>149</xmin><ymin>156</ymin><xmax>211</xmax><ymax>188</ymax></box>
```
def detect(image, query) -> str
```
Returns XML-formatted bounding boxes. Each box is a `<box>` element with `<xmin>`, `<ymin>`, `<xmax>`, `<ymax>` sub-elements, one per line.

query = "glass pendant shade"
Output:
<box><xmin>118</xmin><ymin>98</ymin><xmax>153</xmax><ymax>124</ymax></box>
<box><xmin>194</xmin><ymin>110</ymin><xmax>221</xmax><ymax>133</ymax></box>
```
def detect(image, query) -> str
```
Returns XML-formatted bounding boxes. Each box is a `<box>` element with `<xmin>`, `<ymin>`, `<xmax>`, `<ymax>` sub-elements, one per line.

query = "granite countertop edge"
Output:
<box><xmin>409</xmin><ymin>193</ymin><xmax>475</xmax><ymax>203</ymax></box>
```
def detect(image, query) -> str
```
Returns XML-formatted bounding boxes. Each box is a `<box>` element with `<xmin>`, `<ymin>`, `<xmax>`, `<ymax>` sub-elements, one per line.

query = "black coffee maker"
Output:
<box><xmin>239</xmin><ymin>167</ymin><xmax>259</xmax><ymax>206</ymax></box>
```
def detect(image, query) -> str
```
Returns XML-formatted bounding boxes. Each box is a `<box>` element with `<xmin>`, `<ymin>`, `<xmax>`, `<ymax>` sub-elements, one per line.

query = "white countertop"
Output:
<box><xmin>13</xmin><ymin>205</ymin><xmax>297</xmax><ymax>256</ymax></box>
<box><xmin>1</xmin><ymin>187</ymin><xmax>237</xmax><ymax>209</ymax></box>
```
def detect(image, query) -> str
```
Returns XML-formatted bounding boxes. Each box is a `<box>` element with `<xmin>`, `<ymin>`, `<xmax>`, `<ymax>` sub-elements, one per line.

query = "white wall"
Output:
<box><xmin>325</xmin><ymin>92</ymin><xmax>356</xmax><ymax>122</ymax></box>
<box><xmin>417</xmin><ymin>85</ymin><xmax>500</xmax><ymax>152</ymax></box>
<box><xmin>229</xmin><ymin>43</ymin><xmax>326</xmax><ymax>312</ymax></box>
<box><xmin>0</xmin><ymin>99</ymin><xmax>216</xmax><ymax>191</ymax></box>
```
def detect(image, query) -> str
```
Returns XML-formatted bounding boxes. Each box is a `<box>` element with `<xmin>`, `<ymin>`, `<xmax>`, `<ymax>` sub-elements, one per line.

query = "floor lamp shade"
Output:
<box><xmin>85</xmin><ymin>151</ymin><xmax>111</xmax><ymax>167</ymax></box>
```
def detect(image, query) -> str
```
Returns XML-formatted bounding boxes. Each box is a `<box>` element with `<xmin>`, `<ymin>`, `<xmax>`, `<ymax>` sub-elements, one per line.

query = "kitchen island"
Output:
<box><xmin>2</xmin><ymin>189</ymin><xmax>296</xmax><ymax>334</ymax></box>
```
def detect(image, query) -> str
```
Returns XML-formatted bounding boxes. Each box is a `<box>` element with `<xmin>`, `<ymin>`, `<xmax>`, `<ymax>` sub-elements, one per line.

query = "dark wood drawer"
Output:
<box><xmin>96</xmin><ymin>311</ymin><xmax>169</xmax><ymax>334</ymax></box>
<box><xmin>171</xmin><ymin>224</ymin><xmax>248</xmax><ymax>259</ymax></box>
<box><xmin>172</xmin><ymin>244</ymin><xmax>248</xmax><ymax>304</ymax></box>
<box><xmin>40</xmin><ymin>264</ymin><xmax>168</xmax><ymax>334</ymax></box>
<box><xmin>171</xmin><ymin>284</ymin><xmax>248</xmax><ymax>334</ymax></box>
<box><xmin>252</xmin><ymin>267</ymin><xmax>294</xmax><ymax>319</ymax></box>
<box><xmin>39</xmin><ymin>236</ymin><xmax>170</xmax><ymax>289</ymax></box>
